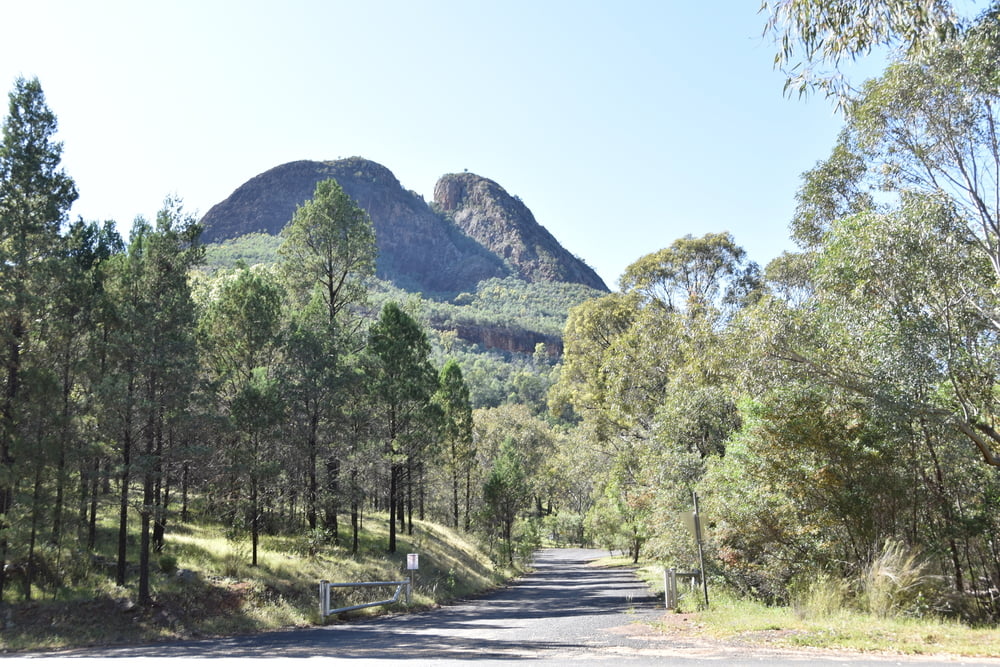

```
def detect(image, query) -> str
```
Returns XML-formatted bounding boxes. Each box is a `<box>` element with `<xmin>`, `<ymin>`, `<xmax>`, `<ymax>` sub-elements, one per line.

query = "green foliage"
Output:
<box><xmin>279</xmin><ymin>177</ymin><xmax>376</xmax><ymax>322</ymax></box>
<box><xmin>619</xmin><ymin>232</ymin><xmax>760</xmax><ymax>315</ymax></box>
<box><xmin>760</xmin><ymin>0</ymin><xmax>961</xmax><ymax>104</ymax></box>
<box><xmin>482</xmin><ymin>438</ymin><xmax>531</xmax><ymax>564</ymax></box>
<box><xmin>202</xmin><ymin>232</ymin><xmax>280</xmax><ymax>272</ymax></box>
<box><xmin>0</xmin><ymin>76</ymin><xmax>79</xmax><ymax>600</ymax></box>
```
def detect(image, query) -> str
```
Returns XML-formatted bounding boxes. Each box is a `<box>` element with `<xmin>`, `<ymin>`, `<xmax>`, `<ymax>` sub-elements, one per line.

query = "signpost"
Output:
<box><xmin>406</xmin><ymin>553</ymin><xmax>418</xmax><ymax>605</ymax></box>
<box><xmin>691</xmin><ymin>492</ymin><xmax>709</xmax><ymax>607</ymax></box>
<box><xmin>678</xmin><ymin>492</ymin><xmax>710</xmax><ymax>608</ymax></box>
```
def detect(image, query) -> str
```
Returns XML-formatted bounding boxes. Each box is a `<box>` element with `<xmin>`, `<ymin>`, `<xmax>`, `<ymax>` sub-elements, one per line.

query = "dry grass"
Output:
<box><xmin>626</xmin><ymin>558</ymin><xmax>1000</xmax><ymax>660</ymax></box>
<box><xmin>681</xmin><ymin>594</ymin><xmax>1000</xmax><ymax>658</ymax></box>
<box><xmin>0</xmin><ymin>513</ymin><xmax>509</xmax><ymax>653</ymax></box>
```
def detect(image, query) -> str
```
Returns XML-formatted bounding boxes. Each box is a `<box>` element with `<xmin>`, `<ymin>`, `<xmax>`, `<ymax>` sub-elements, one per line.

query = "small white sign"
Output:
<box><xmin>407</xmin><ymin>553</ymin><xmax>419</xmax><ymax>570</ymax></box>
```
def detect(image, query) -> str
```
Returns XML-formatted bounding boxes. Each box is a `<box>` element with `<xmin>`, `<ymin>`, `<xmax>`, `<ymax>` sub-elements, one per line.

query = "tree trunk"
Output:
<box><xmin>25</xmin><ymin>466</ymin><xmax>43</xmax><ymax>601</ymax></box>
<box><xmin>152</xmin><ymin>424</ymin><xmax>168</xmax><ymax>553</ymax></box>
<box><xmin>116</xmin><ymin>414</ymin><xmax>132</xmax><ymax>586</ymax></box>
<box><xmin>388</xmin><ymin>462</ymin><xmax>397</xmax><ymax>553</ymax></box>
<box><xmin>138</xmin><ymin>479</ymin><xmax>152</xmax><ymax>605</ymax></box>
<box><xmin>138</xmin><ymin>398</ymin><xmax>158</xmax><ymax>606</ymax></box>
<box><xmin>51</xmin><ymin>350</ymin><xmax>72</xmax><ymax>548</ymax></box>
<box><xmin>452</xmin><ymin>464</ymin><xmax>460</xmax><ymax>529</ymax></box>
<box><xmin>350</xmin><ymin>468</ymin><xmax>359</xmax><ymax>554</ymax></box>
<box><xmin>87</xmin><ymin>458</ymin><xmax>99</xmax><ymax>551</ymax></box>
<box><xmin>307</xmin><ymin>412</ymin><xmax>318</xmax><ymax>531</ymax></box>
<box><xmin>180</xmin><ymin>461</ymin><xmax>189</xmax><ymax>522</ymax></box>
<box><xmin>251</xmin><ymin>472</ymin><xmax>259</xmax><ymax>567</ymax></box>
<box><xmin>324</xmin><ymin>455</ymin><xmax>339</xmax><ymax>543</ymax></box>
<box><xmin>0</xmin><ymin>320</ymin><xmax>24</xmax><ymax>601</ymax></box>
<box><xmin>406</xmin><ymin>458</ymin><xmax>414</xmax><ymax>536</ymax></box>
<box><xmin>464</xmin><ymin>467</ymin><xmax>472</xmax><ymax>532</ymax></box>
<box><xmin>418</xmin><ymin>460</ymin><xmax>425</xmax><ymax>522</ymax></box>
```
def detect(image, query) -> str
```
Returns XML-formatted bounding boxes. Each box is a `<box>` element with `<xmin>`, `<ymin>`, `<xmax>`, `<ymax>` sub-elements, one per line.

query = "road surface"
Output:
<box><xmin>11</xmin><ymin>548</ymin><xmax>1000</xmax><ymax>666</ymax></box>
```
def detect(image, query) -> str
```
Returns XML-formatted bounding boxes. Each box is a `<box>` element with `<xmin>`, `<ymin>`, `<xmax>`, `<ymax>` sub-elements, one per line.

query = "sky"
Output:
<box><xmin>0</xmin><ymin>1</ymin><xmax>886</xmax><ymax>289</ymax></box>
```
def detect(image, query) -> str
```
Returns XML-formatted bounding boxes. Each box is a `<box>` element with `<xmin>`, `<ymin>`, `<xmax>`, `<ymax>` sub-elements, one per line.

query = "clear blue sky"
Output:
<box><xmin>1</xmin><ymin>1</ymin><xmax>881</xmax><ymax>289</ymax></box>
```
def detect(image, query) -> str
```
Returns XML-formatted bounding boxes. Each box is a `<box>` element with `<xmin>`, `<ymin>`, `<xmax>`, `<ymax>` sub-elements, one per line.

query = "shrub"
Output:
<box><xmin>158</xmin><ymin>554</ymin><xmax>179</xmax><ymax>575</ymax></box>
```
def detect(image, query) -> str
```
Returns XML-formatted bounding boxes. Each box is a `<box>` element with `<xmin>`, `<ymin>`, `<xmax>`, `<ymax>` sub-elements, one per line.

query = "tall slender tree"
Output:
<box><xmin>364</xmin><ymin>303</ymin><xmax>437</xmax><ymax>553</ymax></box>
<box><xmin>103</xmin><ymin>200</ymin><xmax>202</xmax><ymax>604</ymax></box>
<box><xmin>0</xmin><ymin>76</ymin><xmax>77</xmax><ymax>600</ymax></box>
<box><xmin>199</xmin><ymin>265</ymin><xmax>284</xmax><ymax>566</ymax></box>
<box><xmin>278</xmin><ymin>178</ymin><xmax>376</xmax><ymax>543</ymax></box>
<box><xmin>435</xmin><ymin>360</ymin><xmax>474</xmax><ymax>530</ymax></box>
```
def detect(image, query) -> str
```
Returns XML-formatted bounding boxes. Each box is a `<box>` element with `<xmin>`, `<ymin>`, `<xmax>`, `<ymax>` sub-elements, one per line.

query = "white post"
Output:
<box><xmin>406</xmin><ymin>553</ymin><xmax>419</xmax><ymax>606</ymax></box>
<box><xmin>319</xmin><ymin>580</ymin><xmax>329</xmax><ymax>618</ymax></box>
<box><xmin>664</xmin><ymin>568</ymin><xmax>678</xmax><ymax>610</ymax></box>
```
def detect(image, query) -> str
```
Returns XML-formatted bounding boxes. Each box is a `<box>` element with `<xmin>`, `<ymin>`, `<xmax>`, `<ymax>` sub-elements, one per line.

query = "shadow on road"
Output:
<box><xmin>50</xmin><ymin>548</ymin><xmax>661</xmax><ymax>660</ymax></box>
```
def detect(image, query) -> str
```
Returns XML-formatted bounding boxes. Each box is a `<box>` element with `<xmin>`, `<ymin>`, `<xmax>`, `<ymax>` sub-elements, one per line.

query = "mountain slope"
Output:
<box><xmin>199</xmin><ymin>157</ymin><xmax>608</xmax><ymax>294</ymax></box>
<box><xmin>434</xmin><ymin>172</ymin><xmax>607</xmax><ymax>291</ymax></box>
<box><xmin>200</xmin><ymin>158</ymin><xmax>508</xmax><ymax>294</ymax></box>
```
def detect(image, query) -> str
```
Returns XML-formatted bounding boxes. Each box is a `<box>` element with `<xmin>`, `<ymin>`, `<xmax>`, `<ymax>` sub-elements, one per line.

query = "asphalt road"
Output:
<box><xmin>12</xmin><ymin>548</ymin><xmax>1000</xmax><ymax>666</ymax></box>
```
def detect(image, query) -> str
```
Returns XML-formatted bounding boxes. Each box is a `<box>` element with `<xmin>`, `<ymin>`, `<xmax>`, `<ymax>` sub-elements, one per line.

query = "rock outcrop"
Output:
<box><xmin>434</xmin><ymin>173</ymin><xmax>607</xmax><ymax>291</ymax></box>
<box><xmin>200</xmin><ymin>157</ymin><xmax>609</xmax><ymax>295</ymax></box>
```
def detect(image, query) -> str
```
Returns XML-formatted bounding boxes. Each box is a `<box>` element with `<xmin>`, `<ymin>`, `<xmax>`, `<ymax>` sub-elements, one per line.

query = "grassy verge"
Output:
<box><xmin>618</xmin><ymin>559</ymin><xmax>1000</xmax><ymax>659</ymax></box>
<box><xmin>1</xmin><ymin>514</ymin><xmax>514</xmax><ymax>653</ymax></box>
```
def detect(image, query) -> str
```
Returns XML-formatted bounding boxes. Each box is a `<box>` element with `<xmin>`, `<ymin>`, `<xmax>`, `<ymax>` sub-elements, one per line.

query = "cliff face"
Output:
<box><xmin>434</xmin><ymin>173</ymin><xmax>608</xmax><ymax>292</ymax></box>
<box><xmin>200</xmin><ymin>158</ymin><xmax>507</xmax><ymax>293</ymax></box>
<box><xmin>200</xmin><ymin>157</ymin><xmax>609</xmax><ymax>295</ymax></box>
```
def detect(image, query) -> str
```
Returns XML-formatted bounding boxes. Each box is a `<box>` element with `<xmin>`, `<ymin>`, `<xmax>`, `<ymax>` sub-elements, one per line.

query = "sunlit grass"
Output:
<box><xmin>2</xmin><ymin>512</ymin><xmax>507</xmax><ymax>652</ymax></box>
<box><xmin>683</xmin><ymin>593</ymin><xmax>1000</xmax><ymax>658</ymax></box>
<box><xmin>625</xmin><ymin>559</ymin><xmax>1000</xmax><ymax>660</ymax></box>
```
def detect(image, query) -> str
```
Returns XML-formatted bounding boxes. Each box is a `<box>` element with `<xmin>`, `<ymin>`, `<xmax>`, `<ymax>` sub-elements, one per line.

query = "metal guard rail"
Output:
<box><xmin>319</xmin><ymin>579</ymin><xmax>411</xmax><ymax>617</ymax></box>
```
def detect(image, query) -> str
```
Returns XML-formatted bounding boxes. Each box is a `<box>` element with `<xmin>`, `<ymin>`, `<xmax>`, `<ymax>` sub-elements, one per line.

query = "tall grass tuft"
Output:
<box><xmin>860</xmin><ymin>539</ymin><xmax>932</xmax><ymax>618</ymax></box>
<box><xmin>790</xmin><ymin>572</ymin><xmax>852</xmax><ymax>619</ymax></box>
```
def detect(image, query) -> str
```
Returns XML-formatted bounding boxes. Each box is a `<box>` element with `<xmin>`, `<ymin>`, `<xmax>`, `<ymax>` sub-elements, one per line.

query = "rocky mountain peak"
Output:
<box><xmin>434</xmin><ymin>173</ymin><xmax>607</xmax><ymax>291</ymax></box>
<box><xmin>200</xmin><ymin>158</ymin><xmax>608</xmax><ymax>295</ymax></box>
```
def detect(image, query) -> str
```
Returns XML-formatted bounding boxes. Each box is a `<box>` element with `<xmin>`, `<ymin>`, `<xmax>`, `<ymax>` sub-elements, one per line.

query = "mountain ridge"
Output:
<box><xmin>199</xmin><ymin>157</ymin><xmax>608</xmax><ymax>295</ymax></box>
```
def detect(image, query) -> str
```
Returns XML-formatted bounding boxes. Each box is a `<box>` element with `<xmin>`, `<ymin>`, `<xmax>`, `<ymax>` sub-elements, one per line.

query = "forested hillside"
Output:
<box><xmin>4</xmin><ymin>1</ymin><xmax>1000</xmax><ymax>644</ymax></box>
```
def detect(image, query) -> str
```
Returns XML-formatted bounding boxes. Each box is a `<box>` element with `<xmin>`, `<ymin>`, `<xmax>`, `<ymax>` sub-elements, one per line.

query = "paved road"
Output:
<box><xmin>12</xmin><ymin>548</ymin><xmax>1000</xmax><ymax>666</ymax></box>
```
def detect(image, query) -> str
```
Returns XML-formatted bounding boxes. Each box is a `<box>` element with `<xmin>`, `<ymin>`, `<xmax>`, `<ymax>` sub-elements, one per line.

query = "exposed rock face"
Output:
<box><xmin>434</xmin><ymin>173</ymin><xmax>608</xmax><ymax>292</ymax></box>
<box><xmin>200</xmin><ymin>157</ymin><xmax>609</xmax><ymax>295</ymax></box>
<box><xmin>200</xmin><ymin>158</ymin><xmax>507</xmax><ymax>293</ymax></box>
<box><xmin>448</xmin><ymin>322</ymin><xmax>562</xmax><ymax>356</ymax></box>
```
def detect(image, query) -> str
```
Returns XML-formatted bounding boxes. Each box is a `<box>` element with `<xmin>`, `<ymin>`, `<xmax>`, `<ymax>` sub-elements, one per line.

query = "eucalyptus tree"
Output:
<box><xmin>751</xmin><ymin>196</ymin><xmax>1000</xmax><ymax>598</ymax></box>
<box><xmin>482</xmin><ymin>438</ymin><xmax>530</xmax><ymax>564</ymax></box>
<box><xmin>364</xmin><ymin>302</ymin><xmax>437</xmax><ymax>553</ymax></box>
<box><xmin>619</xmin><ymin>232</ymin><xmax>760</xmax><ymax>316</ymax></box>
<box><xmin>774</xmin><ymin>22</ymin><xmax>1000</xmax><ymax>468</ymax></box>
<box><xmin>278</xmin><ymin>178</ymin><xmax>376</xmax><ymax>542</ymax></box>
<box><xmin>717</xmin><ymin>134</ymin><xmax>1000</xmax><ymax>608</ymax></box>
<box><xmin>0</xmin><ymin>76</ymin><xmax>77</xmax><ymax>600</ymax></box>
<box><xmin>760</xmin><ymin>0</ymin><xmax>962</xmax><ymax>103</ymax></box>
<box><xmin>554</xmin><ymin>234</ymin><xmax>758</xmax><ymax>561</ymax></box>
<box><xmin>473</xmin><ymin>403</ymin><xmax>559</xmax><ymax>520</ymax></box>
